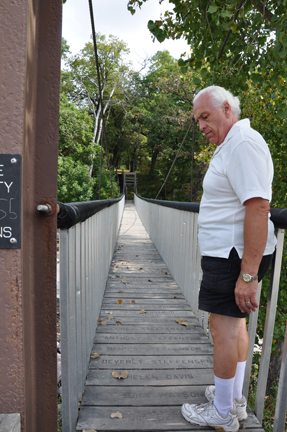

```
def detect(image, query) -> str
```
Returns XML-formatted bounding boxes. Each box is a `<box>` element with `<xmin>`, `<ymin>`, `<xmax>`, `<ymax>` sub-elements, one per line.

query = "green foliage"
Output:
<box><xmin>248</xmin><ymin>354</ymin><xmax>283</xmax><ymax>432</ymax></box>
<box><xmin>127</xmin><ymin>0</ymin><xmax>287</xmax><ymax>96</ymax></box>
<box><xmin>57</xmin><ymin>156</ymin><xmax>96</xmax><ymax>202</ymax></box>
<box><xmin>58</xmin><ymin>94</ymin><xmax>94</xmax><ymax>165</ymax></box>
<box><xmin>126</xmin><ymin>50</ymin><xmax>209</xmax><ymax>201</ymax></box>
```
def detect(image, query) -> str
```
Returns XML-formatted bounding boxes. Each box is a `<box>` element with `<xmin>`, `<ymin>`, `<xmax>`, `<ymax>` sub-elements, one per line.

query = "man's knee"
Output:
<box><xmin>210</xmin><ymin>314</ymin><xmax>244</xmax><ymax>344</ymax></box>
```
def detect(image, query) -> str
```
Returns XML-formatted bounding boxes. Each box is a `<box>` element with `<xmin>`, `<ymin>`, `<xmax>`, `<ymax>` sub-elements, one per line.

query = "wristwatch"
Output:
<box><xmin>239</xmin><ymin>272</ymin><xmax>258</xmax><ymax>283</ymax></box>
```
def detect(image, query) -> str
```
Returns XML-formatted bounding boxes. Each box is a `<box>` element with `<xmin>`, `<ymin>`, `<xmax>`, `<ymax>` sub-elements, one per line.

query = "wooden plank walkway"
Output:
<box><xmin>76</xmin><ymin>202</ymin><xmax>263</xmax><ymax>432</ymax></box>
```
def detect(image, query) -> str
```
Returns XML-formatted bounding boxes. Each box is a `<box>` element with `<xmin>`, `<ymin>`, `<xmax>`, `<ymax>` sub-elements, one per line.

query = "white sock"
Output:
<box><xmin>213</xmin><ymin>375</ymin><xmax>235</xmax><ymax>418</ymax></box>
<box><xmin>233</xmin><ymin>361</ymin><xmax>246</xmax><ymax>400</ymax></box>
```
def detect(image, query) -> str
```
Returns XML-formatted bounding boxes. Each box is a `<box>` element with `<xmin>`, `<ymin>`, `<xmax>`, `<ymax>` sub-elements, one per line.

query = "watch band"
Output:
<box><xmin>240</xmin><ymin>272</ymin><xmax>258</xmax><ymax>283</ymax></box>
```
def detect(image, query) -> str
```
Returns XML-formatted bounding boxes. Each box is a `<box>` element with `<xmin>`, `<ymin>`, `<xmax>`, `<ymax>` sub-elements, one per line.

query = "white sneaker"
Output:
<box><xmin>181</xmin><ymin>400</ymin><xmax>239</xmax><ymax>432</ymax></box>
<box><xmin>205</xmin><ymin>385</ymin><xmax>248</xmax><ymax>421</ymax></box>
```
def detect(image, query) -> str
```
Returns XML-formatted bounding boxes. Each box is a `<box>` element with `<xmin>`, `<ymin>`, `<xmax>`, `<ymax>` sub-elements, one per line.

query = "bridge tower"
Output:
<box><xmin>0</xmin><ymin>1</ymin><xmax>62</xmax><ymax>431</ymax></box>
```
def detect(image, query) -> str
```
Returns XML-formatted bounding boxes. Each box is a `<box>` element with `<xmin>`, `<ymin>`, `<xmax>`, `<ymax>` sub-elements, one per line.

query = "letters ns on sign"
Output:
<box><xmin>0</xmin><ymin>154</ymin><xmax>21</xmax><ymax>249</ymax></box>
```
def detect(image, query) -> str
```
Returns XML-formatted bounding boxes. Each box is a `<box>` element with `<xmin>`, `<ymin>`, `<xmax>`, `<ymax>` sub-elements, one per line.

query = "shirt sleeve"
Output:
<box><xmin>225</xmin><ymin>140</ymin><xmax>272</xmax><ymax>204</ymax></box>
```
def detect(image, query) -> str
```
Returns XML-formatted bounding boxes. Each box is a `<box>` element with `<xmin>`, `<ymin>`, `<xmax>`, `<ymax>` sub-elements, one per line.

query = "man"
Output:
<box><xmin>181</xmin><ymin>86</ymin><xmax>276</xmax><ymax>432</ymax></box>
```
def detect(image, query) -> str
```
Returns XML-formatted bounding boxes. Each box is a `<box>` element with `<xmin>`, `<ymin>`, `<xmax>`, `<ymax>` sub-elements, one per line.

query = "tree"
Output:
<box><xmin>57</xmin><ymin>93</ymin><xmax>97</xmax><ymax>202</ymax></box>
<box><xmin>127</xmin><ymin>50</ymin><xmax>209</xmax><ymax>201</ymax></box>
<box><xmin>65</xmin><ymin>35</ymin><xmax>132</xmax><ymax>165</ymax></box>
<box><xmin>128</xmin><ymin>1</ymin><xmax>287</xmax><ymax>111</ymax></box>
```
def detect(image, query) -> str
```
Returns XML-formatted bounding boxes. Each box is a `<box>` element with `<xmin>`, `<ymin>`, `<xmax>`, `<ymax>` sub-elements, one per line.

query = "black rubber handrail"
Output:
<box><xmin>136</xmin><ymin>194</ymin><xmax>287</xmax><ymax>230</ymax></box>
<box><xmin>57</xmin><ymin>195</ymin><xmax>124</xmax><ymax>230</ymax></box>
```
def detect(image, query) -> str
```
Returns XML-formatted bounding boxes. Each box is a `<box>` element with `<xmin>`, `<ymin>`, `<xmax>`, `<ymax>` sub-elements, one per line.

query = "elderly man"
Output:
<box><xmin>181</xmin><ymin>86</ymin><xmax>276</xmax><ymax>432</ymax></box>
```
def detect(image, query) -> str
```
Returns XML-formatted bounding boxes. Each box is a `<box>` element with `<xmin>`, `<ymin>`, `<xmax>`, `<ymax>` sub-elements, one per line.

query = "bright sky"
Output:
<box><xmin>62</xmin><ymin>0</ymin><xmax>190</xmax><ymax>68</ymax></box>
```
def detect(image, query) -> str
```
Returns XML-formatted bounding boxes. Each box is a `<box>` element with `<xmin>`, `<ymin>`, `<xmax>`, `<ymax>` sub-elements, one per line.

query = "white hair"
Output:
<box><xmin>193</xmin><ymin>86</ymin><xmax>241</xmax><ymax>119</ymax></box>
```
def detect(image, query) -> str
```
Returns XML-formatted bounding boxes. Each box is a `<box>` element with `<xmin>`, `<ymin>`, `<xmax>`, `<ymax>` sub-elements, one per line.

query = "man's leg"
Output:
<box><xmin>210</xmin><ymin>314</ymin><xmax>248</xmax><ymax>417</ymax></box>
<box><xmin>233</xmin><ymin>319</ymin><xmax>248</xmax><ymax>400</ymax></box>
<box><xmin>210</xmin><ymin>314</ymin><xmax>248</xmax><ymax>377</ymax></box>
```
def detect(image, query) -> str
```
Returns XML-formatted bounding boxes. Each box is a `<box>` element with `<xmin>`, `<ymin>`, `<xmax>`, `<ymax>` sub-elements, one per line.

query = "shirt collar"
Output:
<box><xmin>219</xmin><ymin>118</ymin><xmax>250</xmax><ymax>148</ymax></box>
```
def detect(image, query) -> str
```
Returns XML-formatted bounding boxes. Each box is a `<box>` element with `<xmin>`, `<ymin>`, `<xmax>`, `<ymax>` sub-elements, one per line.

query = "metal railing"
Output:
<box><xmin>59</xmin><ymin>195</ymin><xmax>125</xmax><ymax>432</ymax></box>
<box><xmin>134</xmin><ymin>193</ymin><xmax>287</xmax><ymax>432</ymax></box>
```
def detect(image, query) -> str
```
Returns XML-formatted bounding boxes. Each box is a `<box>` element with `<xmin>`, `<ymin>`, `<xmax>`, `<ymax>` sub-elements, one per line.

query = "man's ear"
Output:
<box><xmin>223</xmin><ymin>101</ymin><xmax>231</xmax><ymax>117</ymax></box>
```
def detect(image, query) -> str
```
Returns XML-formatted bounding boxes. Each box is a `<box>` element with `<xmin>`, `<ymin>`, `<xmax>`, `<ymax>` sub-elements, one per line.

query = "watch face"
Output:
<box><xmin>242</xmin><ymin>273</ymin><xmax>251</xmax><ymax>282</ymax></box>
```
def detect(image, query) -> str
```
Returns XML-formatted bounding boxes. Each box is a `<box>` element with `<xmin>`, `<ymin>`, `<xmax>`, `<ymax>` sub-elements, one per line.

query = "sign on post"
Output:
<box><xmin>0</xmin><ymin>154</ymin><xmax>21</xmax><ymax>249</ymax></box>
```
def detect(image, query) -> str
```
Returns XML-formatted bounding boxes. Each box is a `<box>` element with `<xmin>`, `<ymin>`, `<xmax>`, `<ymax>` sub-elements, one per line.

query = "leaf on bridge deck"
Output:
<box><xmin>101</xmin><ymin>321</ymin><xmax>107</xmax><ymax>325</ymax></box>
<box><xmin>174</xmin><ymin>296</ymin><xmax>178</xmax><ymax>299</ymax></box>
<box><xmin>105</xmin><ymin>311</ymin><xmax>113</xmax><ymax>314</ymax></box>
<box><xmin>97</xmin><ymin>318</ymin><xmax>103</xmax><ymax>322</ymax></box>
<box><xmin>83</xmin><ymin>429</ymin><xmax>97</xmax><ymax>432</ymax></box>
<box><xmin>122</xmin><ymin>281</ymin><xmax>129</xmax><ymax>285</ymax></box>
<box><xmin>117</xmin><ymin>299</ymin><xmax>123</xmax><ymax>304</ymax></box>
<box><xmin>139</xmin><ymin>267</ymin><xmax>143</xmax><ymax>270</ymax></box>
<box><xmin>148</xmin><ymin>279</ymin><xmax>153</xmax><ymax>282</ymax></box>
<box><xmin>118</xmin><ymin>290</ymin><xmax>124</xmax><ymax>293</ymax></box>
<box><xmin>90</xmin><ymin>353</ymin><xmax>100</xmax><ymax>359</ymax></box>
<box><xmin>176</xmin><ymin>318</ymin><xmax>189</xmax><ymax>326</ymax></box>
<box><xmin>130</xmin><ymin>300</ymin><xmax>136</xmax><ymax>304</ymax></box>
<box><xmin>116</xmin><ymin>275</ymin><xmax>120</xmax><ymax>278</ymax></box>
<box><xmin>139</xmin><ymin>309</ymin><xmax>147</xmax><ymax>314</ymax></box>
<box><xmin>112</xmin><ymin>370</ymin><xmax>129</xmax><ymax>379</ymax></box>
<box><xmin>116</xmin><ymin>321</ymin><xmax>122</xmax><ymax>325</ymax></box>
<box><xmin>111</xmin><ymin>412</ymin><xmax>123</xmax><ymax>419</ymax></box>
<box><xmin>108</xmin><ymin>316</ymin><xmax>115</xmax><ymax>320</ymax></box>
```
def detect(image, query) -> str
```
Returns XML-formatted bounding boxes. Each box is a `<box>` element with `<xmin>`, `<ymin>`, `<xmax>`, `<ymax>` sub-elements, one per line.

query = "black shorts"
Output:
<box><xmin>199</xmin><ymin>248</ymin><xmax>273</xmax><ymax>318</ymax></box>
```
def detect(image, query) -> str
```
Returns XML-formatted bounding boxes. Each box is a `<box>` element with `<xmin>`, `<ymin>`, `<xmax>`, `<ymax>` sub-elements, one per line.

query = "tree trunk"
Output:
<box><xmin>149</xmin><ymin>146</ymin><xmax>160</xmax><ymax>177</ymax></box>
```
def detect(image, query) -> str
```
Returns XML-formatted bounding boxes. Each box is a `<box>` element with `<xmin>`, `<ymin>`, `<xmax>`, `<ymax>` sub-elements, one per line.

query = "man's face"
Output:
<box><xmin>193</xmin><ymin>93</ymin><xmax>232</xmax><ymax>146</ymax></box>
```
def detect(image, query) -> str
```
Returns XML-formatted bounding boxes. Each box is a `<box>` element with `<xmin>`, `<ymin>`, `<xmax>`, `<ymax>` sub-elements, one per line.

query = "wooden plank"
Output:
<box><xmin>76</xmin><ymin>406</ymin><xmax>198</xmax><ymax>431</ymax></box>
<box><xmin>94</xmin><ymin>333</ymin><xmax>210</xmax><ymax>344</ymax></box>
<box><xmin>77</xmin><ymin>406</ymin><xmax>264</xmax><ymax>431</ymax></box>
<box><xmin>99</xmin><ymin>304</ymin><xmax>192</xmax><ymax>311</ymax></box>
<box><xmin>81</xmin><ymin>385</ymin><xmax>207</xmax><ymax>406</ymax></box>
<box><xmin>109</xmin><ymin>268</ymin><xmax>171</xmax><ymax>275</ymax></box>
<box><xmin>102</xmin><ymin>298</ymin><xmax>188</xmax><ymax>304</ymax></box>
<box><xmin>86</xmin><ymin>368</ymin><xmax>214</xmax><ymax>386</ymax></box>
<box><xmin>96</xmin><ymin>317</ymin><xmax>199</xmax><ymax>325</ymax></box>
<box><xmin>89</xmin><ymin>355</ymin><xmax>214</xmax><ymax>369</ymax></box>
<box><xmin>104</xmin><ymin>293</ymin><xmax>185</xmax><ymax>299</ymax></box>
<box><xmin>96</xmin><ymin>323</ymin><xmax>202</xmax><ymax>334</ymax></box>
<box><xmin>100</xmin><ymin>310</ymin><xmax>195</xmax><ymax>317</ymax></box>
<box><xmin>112</xmin><ymin>261</ymin><xmax>169</xmax><ymax>267</ymax></box>
<box><xmin>107</xmin><ymin>278</ymin><xmax>178</xmax><ymax>284</ymax></box>
<box><xmin>105</xmin><ymin>287</ymin><xmax>182</xmax><ymax>293</ymax></box>
<box><xmin>91</xmin><ymin>343</ymin><xmax>213</xmax><ymax>356</ymax></box>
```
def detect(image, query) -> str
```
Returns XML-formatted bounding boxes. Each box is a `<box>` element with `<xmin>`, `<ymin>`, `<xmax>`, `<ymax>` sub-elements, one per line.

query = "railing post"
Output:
<box><xmin>273</xmin><ymin>321</ymin><xmax>287</xmax><ymax>432</ymax></box>
<box><xmin>254</xmin><ymin>228</ymin><xmax>285</xmax><ymax>422</ymax></box>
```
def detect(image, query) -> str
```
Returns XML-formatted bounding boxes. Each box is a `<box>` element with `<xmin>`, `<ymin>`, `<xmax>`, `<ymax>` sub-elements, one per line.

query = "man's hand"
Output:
<box><xmin>235</xmin><ymin>277</ymin><xmax>259</xmax><ymax>314</ymax></box>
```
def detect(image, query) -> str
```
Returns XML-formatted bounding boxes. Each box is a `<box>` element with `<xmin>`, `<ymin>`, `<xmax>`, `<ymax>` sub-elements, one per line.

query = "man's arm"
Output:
<box><xmin>235</xmin><ymin>197</ymin><xmax>270</xmax><ymax>314</ymax></box>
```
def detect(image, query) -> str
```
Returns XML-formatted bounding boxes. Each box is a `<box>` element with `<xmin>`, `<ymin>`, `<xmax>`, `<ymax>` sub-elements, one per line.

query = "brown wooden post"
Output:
<box><xmin>0</xmin><ymin>0</ymin><xmax>62</xmax><ymax>431</ymax></box>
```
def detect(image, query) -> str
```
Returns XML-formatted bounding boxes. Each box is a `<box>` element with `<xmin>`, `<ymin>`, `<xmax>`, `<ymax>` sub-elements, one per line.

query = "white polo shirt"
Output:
<box><xmin>198</xmin><ymin>118</ymin><xmax>276</xmax><ymax>258</ymax></box>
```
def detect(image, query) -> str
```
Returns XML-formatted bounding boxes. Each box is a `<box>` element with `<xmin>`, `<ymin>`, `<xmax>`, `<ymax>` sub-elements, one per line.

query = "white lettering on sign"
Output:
<box><xmin>0</xmin><ymin>165</ymin><xmax>3</xmax><ymax>177</ymax></box>
<box><xmin>0</xmin><ymin>226</ymin><xmax>12</xmax><ymax>238</ymax></box>
<box><xmin>0</xmin><ymin>181</ymin><xmax>13</xmax><ymax>192</ymax></box>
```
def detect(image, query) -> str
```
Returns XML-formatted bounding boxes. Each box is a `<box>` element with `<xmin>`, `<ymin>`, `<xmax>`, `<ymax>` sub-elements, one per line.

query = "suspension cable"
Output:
<box><xmin>88</xmin><ymin>0</ymin><xmax>114</xmax><ymax>198</ymax></box>
<box><xmin>155</xmin><ymin>117</ymin><xmax>194</xmax><ymax>200</ymax></box>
